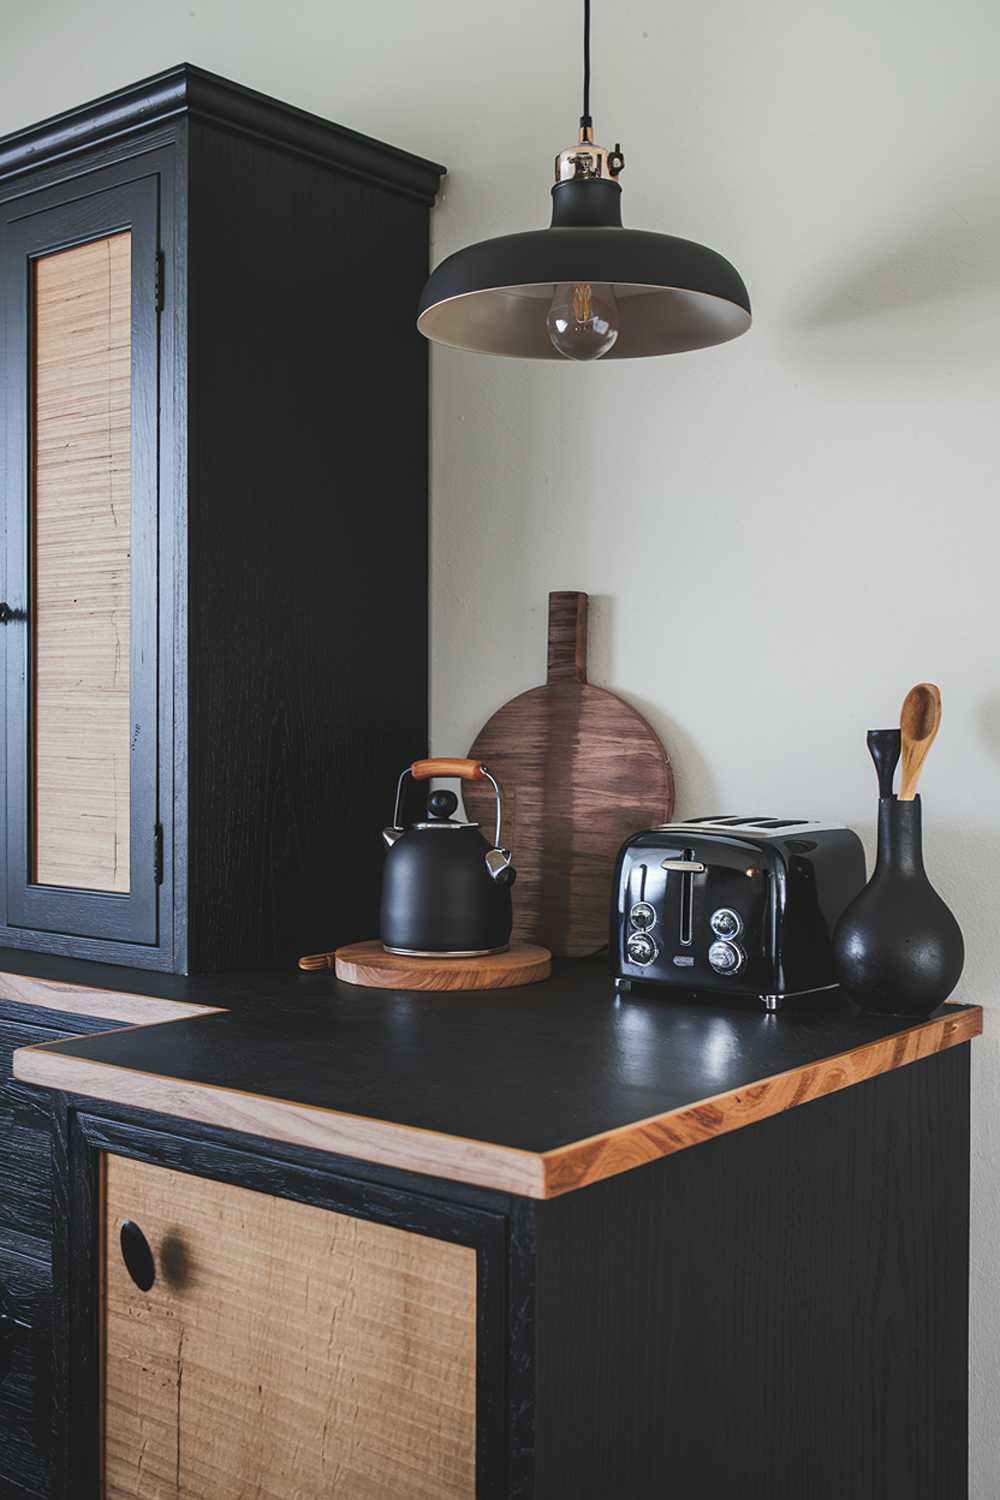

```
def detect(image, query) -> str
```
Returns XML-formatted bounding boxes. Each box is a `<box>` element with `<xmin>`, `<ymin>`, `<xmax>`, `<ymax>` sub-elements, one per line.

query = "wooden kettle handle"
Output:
<box><xmin>546</xmin><ymin>592</ymin><xmax>588</xmax><ymax>684</ymax></box>
<box><xmin>410</xmin><ymin>758</ymin><xmax>487</xmax><ymax>782</ymax></box>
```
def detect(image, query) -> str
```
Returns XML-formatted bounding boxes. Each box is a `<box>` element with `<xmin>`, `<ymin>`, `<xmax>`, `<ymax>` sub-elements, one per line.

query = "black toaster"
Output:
<box><xmin>611</xmin><ymin>816</ymin><xmax>866</xmax><ymax>1009</ymax></box>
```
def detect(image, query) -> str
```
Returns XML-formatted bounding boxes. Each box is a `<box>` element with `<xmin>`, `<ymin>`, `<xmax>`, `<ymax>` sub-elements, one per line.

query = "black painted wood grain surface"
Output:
<box><xmin>0</xmin><ymin>65</ymin><xmax>444</xmax><ymax>202</ymax></box>
<box><xmin>530</xmin><ymin>1046</ymin><xmax>970</xmax><ymax>1500</ymax></box>
<box><xmin>22</xmin><ymin>955</ymin><xmax>977</xmax><ymax>1154</ymax></box>
<box><xmin>182</xmin><ymin>117</ymin><xmax>432</xmax><ymax>971</ymax></box>
<box><xmin>0</xmin><ymin>1021</ymin><xmax>76</xmax><ymax>1257</ymax></box>
<box><xmin>0</xmin><ymin>1247</ymin><xmax>52</xmax><ymax>1498</ymax></box>
<box><xmin>0</xmin><ymin>945</ymin><xmax>245</xmax><ymax>1017</ymax></box>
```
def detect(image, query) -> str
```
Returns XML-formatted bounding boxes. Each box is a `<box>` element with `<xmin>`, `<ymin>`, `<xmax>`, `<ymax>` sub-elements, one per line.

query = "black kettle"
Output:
<box><xmin>380</xmin><ymin>758</ymin><xmax>516</xmax><ymax>956</ymax></box>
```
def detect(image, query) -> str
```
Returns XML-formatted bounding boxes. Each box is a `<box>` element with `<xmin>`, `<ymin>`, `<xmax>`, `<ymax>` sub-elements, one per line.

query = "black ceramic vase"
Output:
<box><xmin>833</xmin><ymin>796</ymin><xmax>963</xmax><ymax>1016</ymax></box>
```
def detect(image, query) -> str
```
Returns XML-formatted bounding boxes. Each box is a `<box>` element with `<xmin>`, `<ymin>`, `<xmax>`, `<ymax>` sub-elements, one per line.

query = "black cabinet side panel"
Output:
<box><xmin>532</xmin><ymin>1048</ymin><xmax>971</xmax><ymax>1500</ymax></box>
<box><xmin>185</xmin><ymin>121</ymin><xmax>430</xmax><ymax>970</ymax></box>
<box><xmin>0</xmin><ymin>1248</ymin><xmax>52</xmax><ymax>1498</ymax></box>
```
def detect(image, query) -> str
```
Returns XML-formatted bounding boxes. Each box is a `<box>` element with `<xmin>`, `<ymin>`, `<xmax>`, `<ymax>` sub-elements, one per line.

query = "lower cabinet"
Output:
<box><xmin>103</xmin><ymin>1155</ymin><xmax>479</xmax><ymax>1500</ymax></box>
<box><xmin>24</xmin><ymin>1043</ymin><xmax>977</xmax><ymax>1500</ymax></box>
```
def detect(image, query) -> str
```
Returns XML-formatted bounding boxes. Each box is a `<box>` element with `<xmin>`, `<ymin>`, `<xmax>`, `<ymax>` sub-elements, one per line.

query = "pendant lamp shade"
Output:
<box><xmin>417</xmin><ymin>219</ymin><xmax>751</xmax><ymax>360</ymax></box>
<box><xmin>417</xmin><ymin>2</ymin><xmax>751</xmax><ymax>362</ymax></box>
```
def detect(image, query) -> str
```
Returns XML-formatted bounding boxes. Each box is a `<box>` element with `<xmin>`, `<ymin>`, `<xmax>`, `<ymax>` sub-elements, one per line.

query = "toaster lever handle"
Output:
<box><xmin>661</xmin><ymin>858</ymin><xmax>706</xmax><ymax>872</ymax></box>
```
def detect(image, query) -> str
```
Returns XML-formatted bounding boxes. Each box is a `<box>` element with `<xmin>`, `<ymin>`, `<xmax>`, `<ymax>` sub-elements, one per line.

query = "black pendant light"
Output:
<box><xmin>417</xmin><ymin>1</ymin><xmax>751</xmax><ymax>361</ymax></box>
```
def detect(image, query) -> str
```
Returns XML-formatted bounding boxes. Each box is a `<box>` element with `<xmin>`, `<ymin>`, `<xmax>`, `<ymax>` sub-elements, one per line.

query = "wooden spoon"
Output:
<box><xmin>898</xmin><ymin>683</ymin><xmax>942</xmax><ymax>800</ymax></box>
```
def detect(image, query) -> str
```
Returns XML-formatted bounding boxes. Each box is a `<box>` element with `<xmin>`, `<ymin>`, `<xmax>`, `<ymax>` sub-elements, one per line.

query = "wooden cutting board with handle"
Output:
<box><xmin>465</xmin><ymin>592</ymin><xmax>674</xmax><ymax>957</ymax></box>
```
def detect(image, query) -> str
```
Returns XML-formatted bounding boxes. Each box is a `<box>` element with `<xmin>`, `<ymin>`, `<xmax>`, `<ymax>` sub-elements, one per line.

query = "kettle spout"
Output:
<box><xmin>382</xmin><ymin>826</ymin><xmax>405</xmax><ymax>850</ymax></box>
<box><xmin>485</xmin><ymin>848</ymin><xmax>516</xmax><ymax>887</ymax></box>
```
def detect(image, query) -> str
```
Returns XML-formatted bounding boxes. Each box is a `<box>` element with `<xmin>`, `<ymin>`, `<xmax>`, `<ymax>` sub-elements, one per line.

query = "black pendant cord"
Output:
<box><xmin>581</xmin><ymin>0</ymin><xmax>592</xmax><ymax>130</ymax></box>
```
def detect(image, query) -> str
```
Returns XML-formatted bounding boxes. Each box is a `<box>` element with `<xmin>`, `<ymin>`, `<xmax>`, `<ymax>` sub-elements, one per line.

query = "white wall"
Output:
<box><xmin>2</xmin><ymin>0</ymin><xmax>997</xmax><ymax>1486</ymax></box>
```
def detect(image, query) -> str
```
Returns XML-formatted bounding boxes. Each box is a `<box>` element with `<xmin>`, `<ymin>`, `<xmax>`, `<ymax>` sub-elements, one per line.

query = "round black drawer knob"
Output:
<box><xmin>120</xmin><ymin>1220</ymin><xmax>156</xmax><ymax>1291</ymax></box>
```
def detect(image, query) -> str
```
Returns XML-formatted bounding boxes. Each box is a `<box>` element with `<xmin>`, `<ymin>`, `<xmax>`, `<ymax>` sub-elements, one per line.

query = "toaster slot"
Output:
<box><xmin>658</xmin><ymin>849</ymin><xmax>700</xmax><ymax>947</ymax></box>
<box><xmin>690</xmin><ymin>815</ymin><xmax>768</xmax><ymax>825</ymax></box>
<box><xmin>737</xmin><ymin>818</ymin><xmax>806</xmax><ymax>829</ymax></box>
<box><xmin>680</xmin><ymin>850</ymin><xmax>695</xmax><ymax>946</ymax></box>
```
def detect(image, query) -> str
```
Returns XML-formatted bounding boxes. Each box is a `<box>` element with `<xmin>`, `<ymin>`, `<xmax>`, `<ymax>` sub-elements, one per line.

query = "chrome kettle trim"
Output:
<box><xmin>412</xmin><ymin>820</ymin><xmax>481</xmax><ymax>831</ymax></box>
<box><xmin>384</xmin><ymin>942</ymin><xmax>509</xmax><ymax>958</ymax></box>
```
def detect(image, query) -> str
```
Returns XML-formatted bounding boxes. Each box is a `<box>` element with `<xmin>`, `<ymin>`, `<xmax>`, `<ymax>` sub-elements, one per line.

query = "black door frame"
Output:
<box><xmin>1</xmin><ymin>175</ymin><xmax>159</xmax><ymax>944</ymax></box>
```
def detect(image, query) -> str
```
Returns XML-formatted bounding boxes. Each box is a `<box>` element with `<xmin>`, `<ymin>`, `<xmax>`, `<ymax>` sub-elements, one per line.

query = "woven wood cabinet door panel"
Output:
<box><xmin>103</xmin><ymin>1155</ymin><xmax>477</xmax><ymax>1499</ymax></box>
<box><xmin>32</xmin><ymin>233</ymin><xmax>132</xmax><ymax>893</ymax></box>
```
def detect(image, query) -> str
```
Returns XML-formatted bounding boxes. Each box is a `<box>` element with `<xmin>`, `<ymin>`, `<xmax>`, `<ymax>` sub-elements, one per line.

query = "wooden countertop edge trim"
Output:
<box><xmin>12</xmin><ymin>1046</ymin><xmax>550</xmax><ymax>1199</ymax></box>
<box><xmin>539</xmin><ymin>1004</ymin><xmax>984</xmax><ymax>1197</ymax></box>
<box><xmin>10</xmin><ymin>1000</ymin><xmax>983</xmax><ymax>1201</ymax></box>
<box><xmin>0</xmin><ymin>969</ymin><xmax>220</xmax><ymax>1024</ymax></box>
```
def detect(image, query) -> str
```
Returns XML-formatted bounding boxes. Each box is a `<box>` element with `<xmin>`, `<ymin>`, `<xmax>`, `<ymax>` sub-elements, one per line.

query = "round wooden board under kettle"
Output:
<box><xmin>464</xmin><ymin>592</ymin><xmax>674</xmax><ymax>958</ymax></box>
<box><xmin>326</xmin><ymin>941</ymin><xmax>552</xmax><ymax>992</ymax></box>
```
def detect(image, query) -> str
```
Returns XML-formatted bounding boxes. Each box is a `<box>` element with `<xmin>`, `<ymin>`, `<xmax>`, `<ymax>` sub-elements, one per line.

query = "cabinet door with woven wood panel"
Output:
<box><xmin>103</xmin><ymin>1155</ymin><xmax>477</xmax><ymax>1500</ymax></box>
<box><xmin>0</xmin><ymin>173</ymin><xmax>160</xmax><ymax>949</ymax></box>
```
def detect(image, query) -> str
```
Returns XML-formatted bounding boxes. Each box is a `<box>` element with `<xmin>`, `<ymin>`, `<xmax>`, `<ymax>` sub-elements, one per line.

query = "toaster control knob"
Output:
<box><xmin>629</xmin><ymin>901</ymin><xmax>656</xmax><ymax>931</ymax></box>
<box><xmin>710</xmin><ymin>907</ymin><xmax>742</xmax><ymax>939</ymax></box>
<box><xmin>626</xmin><ymin>932</ymin><xmax>659</xmax><ymax>967</ymax></box>
<box><xmin>708</xmin><ymin>939</ymin><xmax>746</xmax><ymax>976</ymax></box>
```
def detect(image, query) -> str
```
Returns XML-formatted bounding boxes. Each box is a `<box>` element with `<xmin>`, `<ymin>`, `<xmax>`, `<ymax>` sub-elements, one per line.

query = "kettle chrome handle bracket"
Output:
<box><xmin>387</xmin><ymin>768</ymin><xmax>411</xmax><ymax>842</ymax></box>
<box><xmin>389</xmin><ymin>762</ymin><xmax>505</xmax><ymax>851</ymax></box>
<box><xmin>480</xmin><ymin>767</ymin><xmax>504</xmax><ymax>852</ymax></box>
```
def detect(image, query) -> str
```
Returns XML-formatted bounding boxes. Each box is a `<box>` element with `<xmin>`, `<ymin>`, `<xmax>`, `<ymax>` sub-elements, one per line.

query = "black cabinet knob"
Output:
<box><xmin>0</xmin><ymin>604</ymin><xmax>10</xmax><ymax>624</ymax></box>
<box><xmin>120</xmin><ymin>1220</ymin><xmax>156</xmax><ymax>1291</ymax></box>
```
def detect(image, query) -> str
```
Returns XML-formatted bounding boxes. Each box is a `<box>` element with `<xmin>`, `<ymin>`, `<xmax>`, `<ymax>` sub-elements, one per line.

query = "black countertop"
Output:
<box><xmin>5</xmin><ymin>950</ymin><xmax>981</xmax><ymax>1198</ymax></box>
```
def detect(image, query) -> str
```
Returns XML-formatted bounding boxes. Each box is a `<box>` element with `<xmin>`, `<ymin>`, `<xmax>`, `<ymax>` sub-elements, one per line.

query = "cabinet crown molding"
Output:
<box><xmin>0</xmin><ymin>63</ymin><xmax>447</xmax><ymax>204</ymax></box>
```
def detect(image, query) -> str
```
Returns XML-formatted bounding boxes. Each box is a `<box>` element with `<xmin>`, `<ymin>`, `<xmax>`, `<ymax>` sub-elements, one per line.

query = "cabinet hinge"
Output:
<box><xmin>154</xmin><ymin>823</ymin><xmax>164</xmax><ymax>885</ymax></box>
<box><xmin>154</xmin><ymin>251</ymin><xmax>165</xmax><ymax>314</ymax></box>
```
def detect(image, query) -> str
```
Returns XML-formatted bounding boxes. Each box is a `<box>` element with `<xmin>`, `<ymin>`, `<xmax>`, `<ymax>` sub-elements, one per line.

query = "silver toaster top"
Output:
<box><xmin>655</xmin><ymin>816</ymin><xmax>847</xmax><ymax>841</ymax></box>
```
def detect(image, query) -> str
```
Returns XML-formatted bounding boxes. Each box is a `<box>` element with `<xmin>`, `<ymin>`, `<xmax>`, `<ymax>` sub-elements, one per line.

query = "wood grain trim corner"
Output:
<box><xmin>11</xmin><ymin>1047</ymin><xmax>549</xmax><ymax>1199</ymax></box>
<box><xmin>0</xmin><ymin>970</ymin><xmax>218</xmax><ymax>1024</ymax></box>
<box><xmin>539</xmin><ymin>1005</ymin><xmax>984</xmax><ymax>1197</ymax></box>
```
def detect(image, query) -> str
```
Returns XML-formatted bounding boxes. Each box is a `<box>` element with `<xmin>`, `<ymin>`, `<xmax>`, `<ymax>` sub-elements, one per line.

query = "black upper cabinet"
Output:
<box><xmin>0</xmin><ymin>65</ymin><xmax>444</xmax><ymax>972</ymax></box>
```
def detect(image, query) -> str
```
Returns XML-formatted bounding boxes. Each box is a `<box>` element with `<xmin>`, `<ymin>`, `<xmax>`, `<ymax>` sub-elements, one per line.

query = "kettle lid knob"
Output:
<box><xmin>427</xmin><ymin>789</ymin><xmax>460</xmax><ymax>821</ymax></box>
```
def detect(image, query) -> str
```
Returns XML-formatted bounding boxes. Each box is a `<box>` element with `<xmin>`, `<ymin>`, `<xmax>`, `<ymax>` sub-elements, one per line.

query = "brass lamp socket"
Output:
<box><xmin>554</xmin><ymin>127</ymin><xmax>626</xmax><ymax>186</ymax></box>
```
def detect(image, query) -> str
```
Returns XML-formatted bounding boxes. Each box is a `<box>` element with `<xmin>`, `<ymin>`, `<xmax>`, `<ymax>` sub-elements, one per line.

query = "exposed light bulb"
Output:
<box><xmin>545</xmin><ymin>281</ymin><xmax>619</xmax><ymax>361</ymax></box>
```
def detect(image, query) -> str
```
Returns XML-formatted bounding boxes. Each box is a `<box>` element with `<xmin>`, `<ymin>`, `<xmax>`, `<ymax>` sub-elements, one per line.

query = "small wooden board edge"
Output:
<box><xmin>331</xmin><ymin>940</ymin><xmax>552</xmax><ymax>992</ymax></box>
